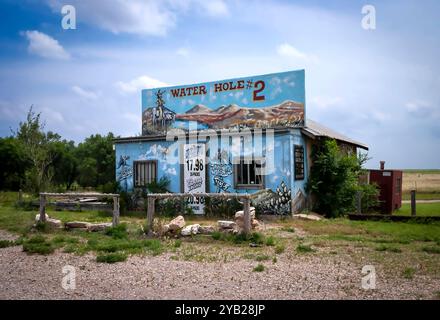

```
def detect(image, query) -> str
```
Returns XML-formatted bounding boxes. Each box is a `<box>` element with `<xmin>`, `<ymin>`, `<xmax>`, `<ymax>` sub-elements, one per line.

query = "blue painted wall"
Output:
<box><xmin>115</xmin><ymin>129</ymin><xmax>307</xmax><ymax>213</ymax></box>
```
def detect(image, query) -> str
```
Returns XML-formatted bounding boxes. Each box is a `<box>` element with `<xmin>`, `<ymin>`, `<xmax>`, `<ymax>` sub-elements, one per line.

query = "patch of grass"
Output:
<box><xmin>0</xmin><ymin>239</ymin><xmax>15</xmax><ymax>248</ymax></box>
<box><xmin>402</xmin><ymin>192</ymin><xmax>440</xmax><ymax>201</ymax></box>
<box><xmin>402</xmin><ymin>267</ymin><xmax>416</xmax><ymax>279</ymax></box>
<box><xmin>421</xmin><ymin>246</ymin><xmax>440</xmax><ymax>254</ymax></box>
<box><xmin>249</xmin><ymin>232</ymin><xmax>264</xmax><ymax>245</ymax></box>
<box><xmin>395</xmin><ymin>203</ymin><xmax>440</xmax><ymax>217</ymax></box>
<box><xmin>265</xmin><ymin>236</ymin><xmax>276</xmax><ymax>246</ymax></box>
<box><xmin>296</xmin><ymin>244</ymin><xmax>315</xmax><ymax>253</ymax></box>
<box><xmin>281</xmin><ymin>226</ymin><xmax>295</xmax><ymax>233</ymax></box>
<box><xmin>274</xmin><ymin>244</ymin><xmax>285</xmax><ymax>254</ymax></box>
<box><xmin>104</xmin><ymin>223</ymin><xmax>128</xmax><ymax>239</ymax></box>
<box><xmin>211</xmin><ymin>231</ymin><xmax>222</xmax><ymax>240</ymax></box>
<box><xmin>272</xmin><ymin>256</ymin><xmax>277</xmax><ymax>263</ymax></box>
<box><xmin>22</xmin><ymin>236</ymin><xmax>54</xmax><ymax>255</ymax></box>
<box><xmin>96</xmin><ymin>252</ymin><xmax>128</xmax><ymax>263</ymax></box>
<box><xmin>375</xmin><ymin>245</ymin><xmax>402</xmax><ymax>253</ymax></box>
<box><xmin>174</xmin><ymin>239</ymin><xmax>182</xmax><ymax>248</ymax></box>
<box><xmin>253</xmin><ymin>264</ymin><xmax>265</xmax><ymax>272</ymax></box>
<box><xmin>255</xmin><ymin>254</ymin><xmax>270</xmax><ymax>262</ymax></box>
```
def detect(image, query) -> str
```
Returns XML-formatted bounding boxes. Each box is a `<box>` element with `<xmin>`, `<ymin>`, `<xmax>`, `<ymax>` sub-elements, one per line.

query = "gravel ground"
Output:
<box><xmin>0</xmin><ymin>229</ymin><xmax>438</xmax><ymax>300</ymax></box>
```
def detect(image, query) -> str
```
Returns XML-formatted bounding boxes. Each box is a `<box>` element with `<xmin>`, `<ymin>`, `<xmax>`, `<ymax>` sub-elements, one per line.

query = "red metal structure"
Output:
<box><xmin>369</xmin><ymin>161</ymin><xmax>403</xmax><ymax>214</ymax></box>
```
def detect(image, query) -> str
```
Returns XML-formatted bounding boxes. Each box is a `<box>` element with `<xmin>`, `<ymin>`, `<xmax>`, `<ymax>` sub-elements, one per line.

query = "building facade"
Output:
<box><xmin>114</xmin><ymin>70</ymin><xmax>367</xmax><ymax>215</ymax></box>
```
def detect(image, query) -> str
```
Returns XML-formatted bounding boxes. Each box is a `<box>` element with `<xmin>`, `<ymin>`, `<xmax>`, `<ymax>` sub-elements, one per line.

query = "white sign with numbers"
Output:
<box><xmin>183</xmin><ymin>144</ymin><xmax>206</xmax><ymax>214</ymax></box>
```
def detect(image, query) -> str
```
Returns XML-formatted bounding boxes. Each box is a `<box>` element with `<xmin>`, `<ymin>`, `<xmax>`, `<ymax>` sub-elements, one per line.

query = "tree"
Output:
<box><xmin>49</xmin><ymin>139</ymin><xmax>78</xmax><ymax>190</ymax></box>
<box><xmin>0</xmin><ymin>137</ymin><xmax>29</xmax><ymax>190</ymax></box>
<box><xmin>306</xmin><ymin>139</ymin><xmax>364</xmax><ymax>218</ymax></box>
<box><xmin>14</xmin><ymin>107</ymin><xmax>60</xmax><ymax>194</ymax></box>
<box><xmin>75</xmin><ymin>133</ymin><xmax>115</xmax><ymax>188</ymax></box>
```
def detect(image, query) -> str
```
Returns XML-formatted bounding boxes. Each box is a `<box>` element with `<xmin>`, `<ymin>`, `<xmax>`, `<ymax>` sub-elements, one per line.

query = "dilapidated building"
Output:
<box><xmin>114</xmin><ymin>70</ymin><xmax>367</xmax><ymax>214</ymax></box>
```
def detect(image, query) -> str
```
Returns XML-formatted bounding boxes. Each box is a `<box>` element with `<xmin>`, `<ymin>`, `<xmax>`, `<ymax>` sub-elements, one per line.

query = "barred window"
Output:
<box><xmin>234</xmin><ymin>158</ymin><xmax>264</xmax><ymax>189</ymax></box>
<box><xmin>134</xmin><ymin>161</ymin><xmax>157</xmax><ymax>187</ymax></box>
<box><xmin>294</xmin><ymin>145</ymin><xmax>304</xmax><ymax>180</ymax></box>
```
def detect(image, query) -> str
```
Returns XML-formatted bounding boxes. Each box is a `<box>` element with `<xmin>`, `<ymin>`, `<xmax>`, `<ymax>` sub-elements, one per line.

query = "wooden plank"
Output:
<box><xmin>39</xmin><ymin>194</ymin><xmax>46</xmax><ymax>223</ymax></box>
<box><xmin>147</xmin><ymin>196</ymin><xmax>155</xmax><ymax>234</ymax></box>
<box><xmin>112</xmin><ymin>196</ymin><xmax>120</xmax><ymax>227</ymax></box>
<box><xmin>411</xmin><ymin>190</ymin><xmax>416</xmax><ymax>216</ymax></box>
<box><xmin>243</xmin><ymin>197</ymin><xmax>251</xmax><ymax>235</ymax></box>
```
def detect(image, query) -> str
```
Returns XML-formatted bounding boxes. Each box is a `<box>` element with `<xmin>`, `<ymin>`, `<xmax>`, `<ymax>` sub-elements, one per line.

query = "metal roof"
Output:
<box><xmin>302</xmin><ymin>119</ymin><xmax>369</xmax><ymax>150</ymax></box>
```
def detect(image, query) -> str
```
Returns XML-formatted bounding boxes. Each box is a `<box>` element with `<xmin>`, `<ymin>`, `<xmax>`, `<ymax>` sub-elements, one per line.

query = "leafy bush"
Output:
<box><xmin>211</xmin><ymin>231</ymin><xmax>222</xmax><ymax>240</ymax></box>
<box><xmin>96</xmin><ymin>252</ymin><xmax>127</xmax><ymax>263</ymax></box>
<box><xmin>359</xmin><ymin>182</ymin><xmax>380</xmax><ymax>213</ymax></box>
<box><xmin>204</xmin><ymin>197</ymin><xmax>242</xmax><ymax>218</ymax></box>
<box><xmin>306</xmin><ymin>139</ymin><xmax>369</xmax><ymax>218</ymax></box>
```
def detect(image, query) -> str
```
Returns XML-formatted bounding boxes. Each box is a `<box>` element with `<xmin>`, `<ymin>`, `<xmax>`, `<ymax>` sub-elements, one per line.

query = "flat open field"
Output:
<box><xmin>402</xmin><ymin>170</ymin><xmax>440</xmax><ymax>195</ymax></box>
<box><xmin>0</xmin><ymin>192</ymin><xmax>439</xmax><ymax>300</ymax></box>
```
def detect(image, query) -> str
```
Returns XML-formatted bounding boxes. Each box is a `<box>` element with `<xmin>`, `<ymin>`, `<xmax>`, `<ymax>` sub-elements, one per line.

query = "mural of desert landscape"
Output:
<box><xmin>0</xmin><ymin>0</ymin><xmax>439</xmax><ymax>314</ymax></box>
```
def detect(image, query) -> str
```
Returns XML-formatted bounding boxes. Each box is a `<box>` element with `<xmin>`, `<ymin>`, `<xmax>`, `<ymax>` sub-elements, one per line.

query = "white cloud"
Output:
<box><xmin>310</xmin><ymin>96</ymin><xmax>343</xmax><ymax>109</ymax></box>
<box><xmin>176</xmin><ymin>47</ymin><xmax>190</xmax><ymax>57</ymax></box>
<box><xmin>197</xmin><ymin>0</ymin><xmax>229</xmax><ymax>17</ymax></box>
<box><xmin>115</xmin><ymin>75</ymin><xmax>169</xmax><ymax>94</ymax></box>
<box><xmin>405</xmin><ymin>100</ymin><xmax>431</xmax><ymax>112</ymax></box>
<box><xmin>47</xmin><ymin>0</ymin><xmax>229</xmax><ymax>36</ymax></box>
<box><xmin>72</xmin><ymin>86</ymin><xmax>100</xmax><ymax>100</ymax></box>
<box><xmin>122</xmin><ymin>112</ymin><xmax>139</xmax><ymax>124</ymax></box>
<box><xmin>22</xmin><ymin>30</ymin><xmax>70</xmax><ymax>60</ymax></box>
<box><xmin>276</xmin><ymin>43</ymin><xmax>318</xmax><ymax>63</ymax></box>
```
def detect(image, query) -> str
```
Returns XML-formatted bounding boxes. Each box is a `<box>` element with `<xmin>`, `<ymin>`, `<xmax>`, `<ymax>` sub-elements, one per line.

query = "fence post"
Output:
<box><xmin>147</xmin><ymin>196</ymin><xmax>155</xmax><ymax>234</ymax></box>
<box><xmin>411</xmin><ymin>189</ymin><xmax>416</xmax><ymax>216</ymax></box>
<box><xmin>243</xmin><ymin>196</ymin><xmax>251</xmax><ymax>235</ymax></box>
<box><xmin>39</xmin><ymin>194</ymin><xmax>46</xmax><ymax>223</ymax></box>
<box><xmin>112</xmin><ymin>196</ymin><xmax>120</xmax><ymax>227</ymax></box>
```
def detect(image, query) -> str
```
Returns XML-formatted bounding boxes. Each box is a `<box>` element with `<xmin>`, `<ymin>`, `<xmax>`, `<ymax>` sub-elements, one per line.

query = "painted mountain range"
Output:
<box><xmin>142</xmin><ymin>100</ymin><xmax>304</xmax><ymax>134</ymax></box>
<box><xmin>176</xmin><ymin>100</ymin><xmax>304</xmax><ymax>129</ymax></box>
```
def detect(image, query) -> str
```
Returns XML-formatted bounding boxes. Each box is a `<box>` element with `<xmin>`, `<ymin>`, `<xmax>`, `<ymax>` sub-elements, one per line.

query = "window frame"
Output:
<box><xmin>133</xmin><ymin>160</ymin><xmax>158</xmax><ymax>187</ymax></box>
<box><xmin>294</xmin><ymin>145</ymin><xmax>305</xmax><ymax>181</ymax></box>
<box><xmin>233</xmin><ymin>157</ymin><xmax>265</xmax><ymax>190</ymax></box>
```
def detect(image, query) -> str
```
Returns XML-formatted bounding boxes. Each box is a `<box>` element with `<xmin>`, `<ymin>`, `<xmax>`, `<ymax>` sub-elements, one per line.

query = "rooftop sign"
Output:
<box><xmin>141</xmin><ymin>69</ymin><xmax>305</xmax><ymax>135</ymax></box>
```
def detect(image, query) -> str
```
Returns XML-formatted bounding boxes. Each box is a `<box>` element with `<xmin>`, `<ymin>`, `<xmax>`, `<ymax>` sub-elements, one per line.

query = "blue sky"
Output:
<box><xmin>0</xmin><ymin>0</ymin><xmax>439</xmax><ymax>169</ymax></box>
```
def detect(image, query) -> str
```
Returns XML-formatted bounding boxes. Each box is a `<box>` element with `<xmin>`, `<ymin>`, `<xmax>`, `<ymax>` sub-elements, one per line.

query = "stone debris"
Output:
<box><xmin>34</xmin><ymin>214</ymin><xmax>62</xmax><ymax>229</ymax></box>
<box><xmin>292</xmin><ymin>213</ymin><xmax>323</xmax><ymax>221</ymax></box>
<box><xmin>217</xmin><ymin>220</ymin><xmax>236</xmax><ymax>230</ymax></box>
<box><xmin>180</xmin><ymin>224</ymin><xmax>200</xmax><ymax>236</ymax></box>
<box><xmin>166</xmin><ymin>215</ymin><xmax>185</xmax><ymax>232</ymax></box>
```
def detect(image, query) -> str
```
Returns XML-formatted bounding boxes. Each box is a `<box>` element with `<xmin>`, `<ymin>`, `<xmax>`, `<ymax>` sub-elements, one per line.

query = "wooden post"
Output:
<box><xmin>243</xmin><ymin>197</ymin><xmax>251</xmax><ymax>235</ymax></box>
<box><xmin>411</xmin><ymin>189</ymin><xmax>416</xmax><ymax>216</ymax></box>
<box><xmin>112</xmin><ymin>196</ymin><xmax>120</xmax><ymax>227</ymax></box>
<box><xmin>39</xmin><ymin>194</ymin><xmax>46</xmax><ymax>223</ymax></box>
<box><xmin>147</xmin><ymin>196</ymin><xmax>155</xmax><ymax>234</ymax></box>
<box><xmin>356</xmin><ymin>191</ymin><xmax>362</xmax><ymax>214</ymax></box>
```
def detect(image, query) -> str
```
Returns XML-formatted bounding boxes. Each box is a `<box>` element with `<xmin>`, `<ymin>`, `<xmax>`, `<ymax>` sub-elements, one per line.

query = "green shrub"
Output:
<box><xmin>104</xmin><ymin>223</ymin><xmax>128</xmax><ymax>239</ymax></box>
<box><xmin>282</xmin><ymin>227</ymin><xmax>295</xmax><ymax>233</ymax></box>
<box><xmin>306</xmin><ymin>139</ymin><xmax>370</xmax><ymax>217</ymax></box>
<box><xmin>296</xmin><ymin>244</ymin><xmax>315</xmax><ymax>253</ymax></box>
<box><xmin>0</xmin><ymin>239</ymin><xmax>15</xmax><ymax>248</ymax></box>
<box><xmin>96</xmin><ymin>252</ymin><xmax>127</xmax><ymax>263</ymax></box>
<box><xmin>265</xmin><ymin>236</ymin><xmax>276</xmax><ymax>246</ymax></box>
<box><xmin>23</xmin><ymin>236</ymin><xmax>54</xmax><ymax>255</ymax></box>
<box><xmin>253</xmin><ymin>264</ymin><xmax>265</xmax><ymax>272</ymax></box>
